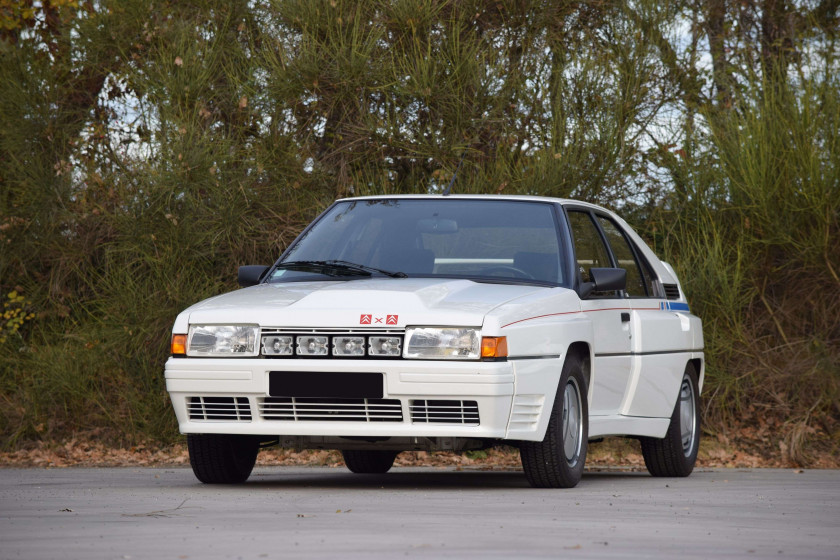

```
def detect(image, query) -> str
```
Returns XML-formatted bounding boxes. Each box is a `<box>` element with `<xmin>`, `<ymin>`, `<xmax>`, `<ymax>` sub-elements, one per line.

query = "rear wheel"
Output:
<box><xmin>520</xmin><ymin>354</ymin><xmax>588</xmax><ymax>488</ymax></box>
<box><xmin>640</xmin><ymin>363</ymin><xmax>701</xmax><ymax>477</ymax></box>
<box><xmin>187</xmin><ymin>434</ymin><xmax>259</xmax><ymax>484</ymax></box>
<box><xmin>342</xmin><ymin>450</ymin><xmax>399</xmax><ymax>473</ymax></box>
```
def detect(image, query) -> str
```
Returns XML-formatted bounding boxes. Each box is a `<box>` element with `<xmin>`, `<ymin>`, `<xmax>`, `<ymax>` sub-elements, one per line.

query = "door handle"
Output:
<box><xmin>621</xmin><ymin>312</ymin><xmax>630</xmax><ymax>323</ymax></box>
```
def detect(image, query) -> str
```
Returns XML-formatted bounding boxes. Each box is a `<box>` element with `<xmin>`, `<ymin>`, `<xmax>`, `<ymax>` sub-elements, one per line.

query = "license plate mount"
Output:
<box><xmin>268</xmin><ymin>371</ymin><xmax>384</xmax><ymax>399</ymax></box>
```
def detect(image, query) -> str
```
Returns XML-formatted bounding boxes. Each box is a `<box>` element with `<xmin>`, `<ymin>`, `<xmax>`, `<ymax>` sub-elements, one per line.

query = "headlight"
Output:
<box><xmin>187</xmin><ymin>325</ymin><xmax>259</xmax><ymax>357</ymax></box>
<box><xmin>403</xmin><ymin>327</ymin><xmax>480</xmax><ymax>360</ymax></box>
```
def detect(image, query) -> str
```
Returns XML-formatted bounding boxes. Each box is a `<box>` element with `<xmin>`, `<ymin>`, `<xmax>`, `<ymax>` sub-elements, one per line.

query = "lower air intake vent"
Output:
<box><xmin>663</xmin><ymin>283</ymin><xmax>681</xmax><ymax>300</ymax></box>
<box><xmin>410</xmin><ymin>400</ymin><xmax>480</xmax><ymax>425</ymax></box>
<box><xmin>188</xmin><ymin>396</ymin><xmax>252</xmax><ymax>421</ymax></box>
<box><xmin>259</xmin><ymin>397</ymin><xmax>403</xmax><ymax>422</ymax></box>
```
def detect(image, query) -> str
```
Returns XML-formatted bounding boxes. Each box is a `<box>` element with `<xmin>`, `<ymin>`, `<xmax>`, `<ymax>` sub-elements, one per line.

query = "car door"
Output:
<box><xmin>592</xmin><ymin>214</ymin><xmax>689</xmax><ymax>419</ymax></box>
<box><xmin>565</xmin><ymin>209</ymin><xmax>633</xmax><ymax>416</ymax></box>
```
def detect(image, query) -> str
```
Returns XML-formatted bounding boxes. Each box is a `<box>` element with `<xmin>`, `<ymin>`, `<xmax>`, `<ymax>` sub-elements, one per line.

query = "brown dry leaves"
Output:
<box><xmin>0</xmin><ymin>440</ymin><xmax>190</xmax><ymax>468</ymax></box>
<box><xmin>2</xmin><ymin>433</ymin><xmax>837</xmax><ymax>469</ymax></box>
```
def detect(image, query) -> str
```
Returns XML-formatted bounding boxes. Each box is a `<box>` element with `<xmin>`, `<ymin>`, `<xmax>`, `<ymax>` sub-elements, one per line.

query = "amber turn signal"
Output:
<box><xmin>171</xmin><ymin>334</ymin><xmax>187</xmax><ymax>355</ymax></box>
<box><xmin>481</xmin><ymin>336</ymin><xmax>508</xmax><ymax>358</ymax></box>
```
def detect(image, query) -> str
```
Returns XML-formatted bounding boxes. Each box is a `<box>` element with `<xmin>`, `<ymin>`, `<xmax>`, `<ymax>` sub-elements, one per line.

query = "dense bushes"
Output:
<box><xmin>1</xmin><ymin>0</ymin><xmax>837</xmax><ymax>461</ymax></box>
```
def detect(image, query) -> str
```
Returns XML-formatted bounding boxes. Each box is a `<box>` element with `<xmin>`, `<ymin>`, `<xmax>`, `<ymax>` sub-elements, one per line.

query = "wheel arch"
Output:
<box><xmin>663</xmin><ymin>358</ymin><xmax>703</xmax><ymax>417</ymax></box>
<box><xmin>565</xmin><ymin>341</ymin><xmax>592</xmax><ymax>395</ymax></box>
<box><xmin>507</xmin><ymin>340</ymin><xmax>592</xmax><ymax>443</ymax></box>
<box><xmin>518</xmin><ymin>341</ymin><xmax>591</xmax><ymax>487</ymax></box>
<box><xmin>688</xmin><ymin>357</ymin><xmax>704</xmax><ymax>392</ymax></box>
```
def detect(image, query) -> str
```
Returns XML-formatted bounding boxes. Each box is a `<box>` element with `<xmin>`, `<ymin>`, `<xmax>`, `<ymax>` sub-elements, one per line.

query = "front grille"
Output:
<box><xmin>188</xmin><ymin>396</ymin><xmax>252</xmax><ymax>421</ymax></box>
<box><xmin>410</xmin><ymin>400</ymin><xmax>480</xmax><ymax>425</ymax></box>
<box><xmin>259</xmin><ymin>397</ymin><xmax>403</xmax><ymax>422</ymax></box>
<box><xmin>260</xmin><ymin>328</ymin><xmax>405</xmax><ymax>359</ymax></box>
<box><xmin>662</xmin><ymin>283</ymin><xmax>681</xmax><ymax>300</ymax></box>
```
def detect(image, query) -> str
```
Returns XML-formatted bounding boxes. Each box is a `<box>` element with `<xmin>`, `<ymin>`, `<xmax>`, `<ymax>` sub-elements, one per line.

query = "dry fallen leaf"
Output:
<box><xmin>0</xmin><ymin>435</ymin><xmax>835</xmax><ymax>469</ymax></box>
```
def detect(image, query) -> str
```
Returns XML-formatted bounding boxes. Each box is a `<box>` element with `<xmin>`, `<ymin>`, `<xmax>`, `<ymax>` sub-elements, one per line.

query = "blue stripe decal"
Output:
<box><xmin>660</xmin><ymin>301</ymin><xmax>690</xmax><ymax>312</ymax></box>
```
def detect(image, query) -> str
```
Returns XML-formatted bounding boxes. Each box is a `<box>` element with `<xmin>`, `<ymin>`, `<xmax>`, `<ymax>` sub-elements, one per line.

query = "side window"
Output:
<box><xmin>596</xmin><ymin>216</ymin><xmax>651</xmax><ymax>297</ymax></box>
<box><xmin>566</xmin><ymin>211</ymin><xmax>614</xmax><ymax>291</ymax></box>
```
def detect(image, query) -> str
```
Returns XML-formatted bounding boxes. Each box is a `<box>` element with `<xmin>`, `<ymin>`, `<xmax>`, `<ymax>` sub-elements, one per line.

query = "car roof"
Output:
<box><xmin>336</xmin><ymin>194</ymin><xmax>606</xmax><ymax>212</ymax></box>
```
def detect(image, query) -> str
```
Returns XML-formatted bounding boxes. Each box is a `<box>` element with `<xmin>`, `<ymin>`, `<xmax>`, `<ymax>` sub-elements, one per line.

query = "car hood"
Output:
<box><xmin>182</xmin><ymin>278</ymin><xmax>554</xmax><ymax>329</ymax></box>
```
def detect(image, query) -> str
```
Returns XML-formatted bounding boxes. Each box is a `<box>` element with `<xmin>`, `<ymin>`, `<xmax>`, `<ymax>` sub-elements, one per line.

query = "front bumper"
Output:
<box><xmin>165</xmin><ymin>357</ymin><xmax>522</xmax><ymax>440</ymax></box>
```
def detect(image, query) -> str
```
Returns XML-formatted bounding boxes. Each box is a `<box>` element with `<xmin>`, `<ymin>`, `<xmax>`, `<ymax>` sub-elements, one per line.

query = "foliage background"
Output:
<box><xmin>1</xmin><ymin>0</ymin><xmax>837</xmax><ymax>464</ymax></box>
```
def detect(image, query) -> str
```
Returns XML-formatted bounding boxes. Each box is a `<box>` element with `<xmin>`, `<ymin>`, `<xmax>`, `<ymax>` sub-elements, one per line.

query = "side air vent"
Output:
<box><xmin>188</xmin><ymin>396</ymin><xmax>252</xmax><ymax>421</ymax></box>
<box><xmin>410</xmin><ymin>400</ymin><xmax>480</xmax><ymax>425</ymax></box>
<box><xmin>663</xmin><ymin>283</ymin><xmax>681</xmax><ymax>300</ymax></box>
<box><xmin>508</xmin><ymin>395</ymin><xmax>544</xmax><ymax>430</ymax></box>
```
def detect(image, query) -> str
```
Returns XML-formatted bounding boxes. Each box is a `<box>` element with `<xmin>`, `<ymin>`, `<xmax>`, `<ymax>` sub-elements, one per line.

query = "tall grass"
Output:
<box><xmin>648</xmin><ymin>68</ymin><xmax>840</xmax><ymax>463</ymax></box>
<box><xmin>0</xmin><ymin>1</ymin><xmax>837</xmax><ymax>460</ymax></box>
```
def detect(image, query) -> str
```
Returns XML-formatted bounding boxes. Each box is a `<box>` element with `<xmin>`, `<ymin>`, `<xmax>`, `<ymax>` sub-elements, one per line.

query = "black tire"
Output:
<box><xmin>187</xmin><ymin>434</ymin><xmax>259</xmax><ymax>484</ymax></box>
<box><xmin>342</xmin><ymin>450</ymin><xmax>399</xmax><ymax>474</ymax></box>
<box><xmin>520</xmin><ymin>353</ymin><xmax>589</xmax><ymax>488</ymax></box>
<box><xmin>640</xmin><ymin>363</ymin><xmax>701</xmax><ymax>477</ymax></box>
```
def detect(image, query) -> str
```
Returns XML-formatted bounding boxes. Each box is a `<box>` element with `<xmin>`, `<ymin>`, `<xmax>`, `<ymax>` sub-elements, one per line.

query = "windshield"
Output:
<box><xmin>268</xmin><ymin>198</ymin><xmax>569</xmax><ymax>286</ymax></box>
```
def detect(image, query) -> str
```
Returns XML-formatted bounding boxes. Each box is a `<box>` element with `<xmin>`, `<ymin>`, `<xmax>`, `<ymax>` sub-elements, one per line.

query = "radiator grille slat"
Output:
<box><xmin>410</xmin><ymin>400</ymin><xmax>480</xmax><ymax>425</ymax></box>
<box><xmin>259</xmin><ymin>397</ymin><xmax>403</xmax><ymax>422</ymax></box>
<box><xmin>188</xmin><ymin>396</ymin><xmax>252</xmax><ymax>421</ymax></box>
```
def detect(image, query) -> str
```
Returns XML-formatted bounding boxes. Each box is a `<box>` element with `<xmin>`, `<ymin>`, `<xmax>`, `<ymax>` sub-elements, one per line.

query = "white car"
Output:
<box><xmin>166</xmin><ymin>195</ymin><xmax>703</xmax><ymax>488</ymax></box>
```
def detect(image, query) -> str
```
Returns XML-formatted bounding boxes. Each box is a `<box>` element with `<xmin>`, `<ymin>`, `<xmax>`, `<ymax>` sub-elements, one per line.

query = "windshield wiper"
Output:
<box><xmin>274</xmin><ymin>261</ymin><xmax>369</xmax><ymax>277</ymax></box>
<box><xmin>276</xmin><ymin>260</ymin><xmax>407</xmax><ymax>278</ymax></box>
<box><xmin>323</xmin><ymin>260</ymin><xmax>407</xmax><ymax>278</ymax></box>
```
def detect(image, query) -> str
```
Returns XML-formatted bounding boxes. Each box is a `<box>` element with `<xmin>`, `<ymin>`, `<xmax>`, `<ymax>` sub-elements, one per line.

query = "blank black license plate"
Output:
<box><xmin>268</xmin><ymin>372</ymin><xmax>383</xmax><ymax>399</ymax></box>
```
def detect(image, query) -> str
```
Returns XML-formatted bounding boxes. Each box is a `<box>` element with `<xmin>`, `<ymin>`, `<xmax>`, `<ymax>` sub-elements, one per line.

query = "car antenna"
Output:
<box><xmin>442</xmin><ymin>151</ymin><xmax>466</xmax><ymax>196</ymax></box>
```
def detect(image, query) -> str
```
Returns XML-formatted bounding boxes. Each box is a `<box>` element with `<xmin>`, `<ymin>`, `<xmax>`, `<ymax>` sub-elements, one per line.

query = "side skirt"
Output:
<box><xmin>589</xmin><ymin>415</ymin><xmax>670</xmax><ymax>439</ymax></box>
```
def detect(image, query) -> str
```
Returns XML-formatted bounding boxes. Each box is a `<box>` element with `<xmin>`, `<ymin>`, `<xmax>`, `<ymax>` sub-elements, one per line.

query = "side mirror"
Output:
<box><xmin>578</xmin><ymin>267</ymin><xmax>627</xmax><ymax>299</ymax></box>
<box><xmin>238</xmin><ymin>265</ymin><xmax>270</xmax><ymax>288</ymax></box>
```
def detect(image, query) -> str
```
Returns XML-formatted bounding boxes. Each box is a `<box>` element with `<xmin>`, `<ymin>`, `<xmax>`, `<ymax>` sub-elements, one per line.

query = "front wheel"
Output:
<box><xmin>187</xmin><ymin>434</ymin><xmax>260</xmax><ymax>484</ymax></box>
<box><xmin>520</xmin><ymin>354</ymin><xmax>588</xmax><ymax>488</ymax></box>
<box><xmin>640</xmin><ymin>363</ymin><xmax>701</xmax><ymax>477</ymax></box>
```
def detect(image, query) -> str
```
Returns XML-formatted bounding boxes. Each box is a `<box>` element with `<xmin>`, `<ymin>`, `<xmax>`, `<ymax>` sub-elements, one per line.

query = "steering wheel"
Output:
<box><xmin>482</xmin><ymin>266</ymin><xmax>535</xmax><ymax>280</ymax></box>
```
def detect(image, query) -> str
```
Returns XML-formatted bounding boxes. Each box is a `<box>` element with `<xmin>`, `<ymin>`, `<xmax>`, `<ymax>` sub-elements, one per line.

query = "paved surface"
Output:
<box><xmin>0</xmin><ymin>466</ymin><xmax>838</xmax><ymax>559</ymax></box>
